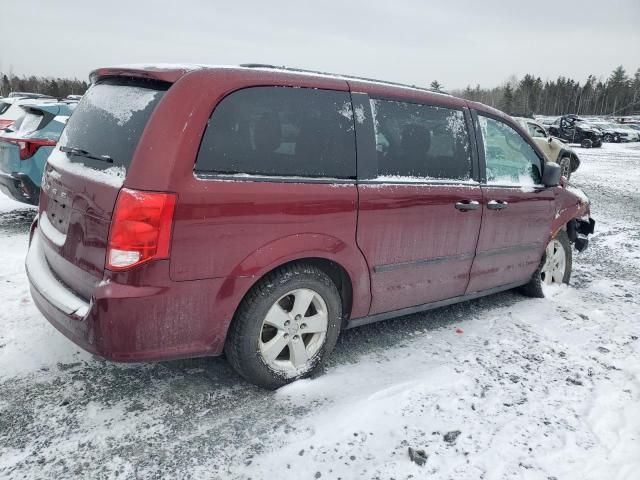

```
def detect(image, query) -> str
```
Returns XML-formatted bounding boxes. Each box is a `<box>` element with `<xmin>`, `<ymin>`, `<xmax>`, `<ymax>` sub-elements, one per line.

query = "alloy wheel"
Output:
<box><xmin>258</xmin><ymin>288</ymin><xmax>328</xmax><ymax>372</ymax></box>
<box><xmin>559</xmin><ymin>157</ymin><xmax>571</xmax><ymax>179</ymax></box>
<box><xmin>540</xmin><ymin>238</ymin><xmax>567</xmax><ymax>285</ymax></box>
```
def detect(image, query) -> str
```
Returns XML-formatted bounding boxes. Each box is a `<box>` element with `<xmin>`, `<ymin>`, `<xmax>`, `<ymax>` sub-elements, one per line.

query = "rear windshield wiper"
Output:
<box><xmin>60</xmin><ymin>145</ymin><xmax>114</xmax><ymax>164</ymax></box>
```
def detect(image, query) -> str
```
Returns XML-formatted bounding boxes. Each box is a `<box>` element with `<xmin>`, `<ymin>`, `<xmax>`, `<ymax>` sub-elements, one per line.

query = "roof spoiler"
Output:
<box><xmin>90</xmin><ymin>65</ymin><xmax>196</xmax><ymax>84</ymax></box>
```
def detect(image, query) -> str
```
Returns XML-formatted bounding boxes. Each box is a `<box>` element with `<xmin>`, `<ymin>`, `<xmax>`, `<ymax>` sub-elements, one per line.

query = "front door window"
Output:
<box><xmin>479</xmin><ymin>115</ymin><xmax>543</xmax><ymax>186</ymax></box>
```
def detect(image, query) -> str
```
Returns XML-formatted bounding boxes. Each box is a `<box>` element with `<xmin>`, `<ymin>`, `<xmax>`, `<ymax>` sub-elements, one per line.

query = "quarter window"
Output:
<box><xmin>370</xmin><ymin>99</ymin><xmax>472</xmax><ymax>180</ymax></box>
<box><xmin>195</xmin><ymin>87</ymin><xmax>356</xmax><ymax>179</ymax></box>
<box><xmin>479</xmin><ymin>115</ymin><xmax>542</xmax><ymax>186</ymax></box>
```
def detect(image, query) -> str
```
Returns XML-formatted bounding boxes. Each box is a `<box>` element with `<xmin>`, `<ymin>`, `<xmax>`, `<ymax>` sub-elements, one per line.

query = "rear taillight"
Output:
<box><xmin>0</xmin><ymin>136</ymin><xmax>56</xmax><ymax>160</ymax></box>
<box><xmin>17</xmin><ymin>139</ymin><xmax>57</xmax><ymax>160</ymax></box>
<box><xmin>0</xmin><ymin>119</ymin><xmax>14</xmax><ymax>130</ymax></box>
<box><xmin>106</xmin><ymin>188</ymin><xmax>177</xmax><ymax>271</ymax></box>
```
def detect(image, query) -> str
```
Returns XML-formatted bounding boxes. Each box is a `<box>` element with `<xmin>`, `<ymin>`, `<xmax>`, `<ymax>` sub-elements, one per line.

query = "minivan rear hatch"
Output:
<box><xmin>38</xmin><ymin>77</ymin><xmax>168</xmax><ymax>299</ymax></box>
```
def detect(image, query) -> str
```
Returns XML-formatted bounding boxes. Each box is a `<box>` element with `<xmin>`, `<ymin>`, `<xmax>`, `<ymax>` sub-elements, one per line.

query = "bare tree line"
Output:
<box><xmin>3</xmin><ymin>65</ymin><xmax>640</xmax><ymax>118</ymax></box>
<box><xmin>449</xmin><ymin>65</ymin><xmax>640</xmax><ymax>117</ymax></box>
<box><xmin>0</xmin><ymin>72</ymin><xmax>88</xmax><ymax>98</ymax></box>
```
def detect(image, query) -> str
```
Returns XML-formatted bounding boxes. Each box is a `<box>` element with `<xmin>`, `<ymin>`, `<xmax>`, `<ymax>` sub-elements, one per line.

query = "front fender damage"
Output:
<box><xmin>567</xmin><ymin>217</ymin><xmax>596</xmax><ymax>252</ymax></box>
<box><xmin>551</xmin><ymin>184</ymin><xmax>595</xmax><ymax>252</ymax></box>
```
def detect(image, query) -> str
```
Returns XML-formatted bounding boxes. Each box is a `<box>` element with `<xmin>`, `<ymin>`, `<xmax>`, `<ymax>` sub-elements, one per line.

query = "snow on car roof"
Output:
<box><xmin>100</xmin><ymin>63</ymin><xmax>453</xmax><ymax>98</ymax></box>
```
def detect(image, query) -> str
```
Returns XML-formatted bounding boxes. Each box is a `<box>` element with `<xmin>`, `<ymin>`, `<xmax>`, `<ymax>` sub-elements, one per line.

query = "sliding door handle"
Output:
<box><xmin>455</xmin><ymin>200</ymin><xmax>480</xmax><ymax>211</ymax></box>
<box><xmin>487</xmin><ymin>200</ymin><xmax>508</xmax><ymax>210</ymax></box>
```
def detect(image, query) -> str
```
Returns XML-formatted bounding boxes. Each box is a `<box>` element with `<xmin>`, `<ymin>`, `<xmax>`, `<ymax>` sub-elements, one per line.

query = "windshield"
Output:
<box><xmin>58</xmin><ymin>77</ymin><xmax>168</xmax><ymax>171</ymax></box>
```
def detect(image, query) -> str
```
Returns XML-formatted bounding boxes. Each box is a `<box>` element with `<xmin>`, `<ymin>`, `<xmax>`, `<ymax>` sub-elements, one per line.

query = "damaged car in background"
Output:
<box><xmin>548</xmin><ymin>114</ymin><xmax>603</xmax><ymax>148</ymax></box>
<box><xmin>514</xmin><ymin>117</ymin><xmax>580</xmax><ymax>180</ymax></box>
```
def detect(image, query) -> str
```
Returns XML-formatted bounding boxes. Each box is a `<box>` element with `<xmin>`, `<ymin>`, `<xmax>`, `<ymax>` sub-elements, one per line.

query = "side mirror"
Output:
<box><xmin>542</xmin><ymin>162</ymin><xmax>561</xmax><ymax>187</ymax></box>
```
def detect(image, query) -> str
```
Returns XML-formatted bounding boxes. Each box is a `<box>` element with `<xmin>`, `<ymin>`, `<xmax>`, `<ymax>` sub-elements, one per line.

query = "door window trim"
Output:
<box><xmin>193</xmin><ymin>89</ymin><xmax>482</xmax><ymax>187</ymax></box>
<box><xmin>193</xmin><ymin>85</ymin><xmax>357</xmax><ymax>183</ymax></box>
<box><xmin>353</xmin><ymin>93</ymin><xmax>480</xmax><ymax>184</ymax></box>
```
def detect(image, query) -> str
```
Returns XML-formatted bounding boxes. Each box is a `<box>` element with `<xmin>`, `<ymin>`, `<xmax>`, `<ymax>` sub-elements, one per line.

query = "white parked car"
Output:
<box><xmin>514</xmin><ymin>117</ymin><xmax>580</xmax><ymax>180</ymax></box>
<box><xmin>0</xmin><ymin>95</ymin><xmax>57</xmax><ymax>130</ymax></box>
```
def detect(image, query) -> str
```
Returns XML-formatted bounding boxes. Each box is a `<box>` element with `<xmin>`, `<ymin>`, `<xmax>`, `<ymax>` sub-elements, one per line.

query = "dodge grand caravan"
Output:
<box><xmin>26</xmin><ymin>64</ymin><xmax>595</xmax><ymax>389</ymax></box>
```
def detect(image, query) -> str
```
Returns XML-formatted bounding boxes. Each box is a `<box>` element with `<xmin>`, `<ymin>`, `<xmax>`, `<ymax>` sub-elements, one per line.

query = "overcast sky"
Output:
<box><xmin>2</xmin><ymin>0</ymin><xmax>639</xmax><ymax>90</ymax></box>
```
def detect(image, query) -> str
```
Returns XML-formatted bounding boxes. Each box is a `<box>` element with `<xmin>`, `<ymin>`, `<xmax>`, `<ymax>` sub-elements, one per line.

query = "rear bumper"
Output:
<box><xmin>0</xmin><ymin>172</ymin><xmax>40</xmax><ymax>205</ymax></box>
<box><xmin>27</xmin><ymin>226</ymin><xmax>235</xmax><ymax>362</ymax></box>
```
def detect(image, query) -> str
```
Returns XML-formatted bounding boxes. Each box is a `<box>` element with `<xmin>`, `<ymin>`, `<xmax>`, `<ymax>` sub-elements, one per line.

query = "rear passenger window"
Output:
<box><xmin>370</xmin><ymin>99</ymin><xmax>472</xmax><ymax>180</ymax></box>
<box><xmin>195</xmin><ymin>87</ymin><xmax>356</xmax><ymax>179</ymax></box>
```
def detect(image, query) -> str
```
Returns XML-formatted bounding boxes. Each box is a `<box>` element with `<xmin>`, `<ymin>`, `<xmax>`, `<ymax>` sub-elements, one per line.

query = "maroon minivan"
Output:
<box><xmin>26</xmin><ymin>64</ymin><xmax>594</xmax><ymax>388</ymax></box>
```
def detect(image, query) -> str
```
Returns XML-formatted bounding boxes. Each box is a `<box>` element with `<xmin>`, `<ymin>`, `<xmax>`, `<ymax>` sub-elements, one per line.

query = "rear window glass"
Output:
<box><xmin>18</xmin><ymin>112</ymin><xmax>44</xmax><ymax>134</ymax></box>
<box><xmin>58</xmin><ymin>78</ymin><xmax>167</xmax><ymax>171</ymax></box>
<box><xmin>0</xmin><ymin>102</ymin><xmax>10</xmax><ymax>115</ymax></box>
<box><xmin>371</xmin><ymin>99</ymin><xmax>472</xmax><ymax>181</ymax></box>
<box><xmin>195</xmin><ymin>87</ymin><xmax>356</xmax><ymax>179</ymax></box>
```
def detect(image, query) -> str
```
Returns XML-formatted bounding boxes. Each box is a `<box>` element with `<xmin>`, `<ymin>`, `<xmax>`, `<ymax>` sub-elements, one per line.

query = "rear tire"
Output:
<box><xmin>603</xmin><ymin>133</ymin><xmax>613</xmax><ymax>143</ymax></box>
<box><xmin>521</xmin><ymin>230</ymin><xmax>572</xmax><ymax>298</ymax></box>
<box><xmin>225</xmin><ymin>263</ymin><xmax>342</xmax><ymax>389</ymax></box>
<box><xmin>580</xmin><ymin>138</ymin><xmax>593</xmax><ymax>149</ymax></box>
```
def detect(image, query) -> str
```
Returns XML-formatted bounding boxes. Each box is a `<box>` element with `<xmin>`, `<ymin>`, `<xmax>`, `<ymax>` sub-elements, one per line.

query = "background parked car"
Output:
<box><xmin>0</xmin><ymin>99</ymin><xmax>76</xmax><ymax>205</ymax></box>
<box><xmin>534</xmin><ymin>116</ymin><xmax>558</xmax><ymax>127</ymax></box>
<box><xmin>583</xmin><ymin>120</ymin><xmax>630</xmax><ymax>142</ymax></box>
<box><xmin>514</xmin><ymin>117</ymin><xmax>580</xmax><ymax>180</ymax></box>
<box><xmin>548</xmin><ymin>115</ymin><xmax>603</xmax><ymax>148</ymax></box>
<box><xmin>621</xmin><ymin>123</ymin><xmax>640</xmax><ymax>135</ymax></box>
<box><xmin>0</xmin><ymin>95</ymin><xmax>57</xmax><ymax>130</ymax></box>
<box><xmin>6</xmin><ymin>92</ymin><xmax>56</xmax><ymax>100</ymax></box>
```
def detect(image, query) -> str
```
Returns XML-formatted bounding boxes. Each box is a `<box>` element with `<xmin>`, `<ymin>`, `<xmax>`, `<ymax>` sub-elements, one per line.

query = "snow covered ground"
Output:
<box><xmin>0</xmin><ymin>143</ymin><xmax>639</xmax><ymax>479</ymax></box>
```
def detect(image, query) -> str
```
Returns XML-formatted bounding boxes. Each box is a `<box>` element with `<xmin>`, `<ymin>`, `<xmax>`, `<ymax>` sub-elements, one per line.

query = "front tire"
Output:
<box><xmin>580</xmin><ymin>138</ymin><xmax>593</xmax><ymax>148</ymax></box>
<box><xmin>521</xmin><ymin>230</ymin><xmax>572</xmax><ymax>298</ymax></box>
<box><xmin>603</xmin><ymin>133</ymin><xmax>613</xmax><ymax>143</ymax></box>
<box><xmin>559</xmin><ymin>156</ymin><xmax>572</xmax><ymax>180</ymax></box>
<box><xmin>225</xmin><ymin>263</ymin><xmax>342</xmax><ymax>389</ymax></box>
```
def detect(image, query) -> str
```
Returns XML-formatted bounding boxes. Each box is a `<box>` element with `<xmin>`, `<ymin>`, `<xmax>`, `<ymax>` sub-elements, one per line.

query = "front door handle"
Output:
<box><xmin>455</xmin><ymin>200</ymin><xmax>480</xmax><ymax>211</ymax></box>
<box><xmin>487</xmin><ymin>200</ymin><xmax>508</xmax><ymax>210</ymax></box>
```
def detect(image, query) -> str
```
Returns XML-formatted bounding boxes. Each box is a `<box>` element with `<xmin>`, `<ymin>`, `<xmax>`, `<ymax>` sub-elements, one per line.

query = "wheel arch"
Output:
<box><xmin>557</xmin><ymin>148</ymin><xmax>580</xmax><ymax>172</ymax></box>
<box><xmin>219</xmin><ymin>233</ymin><xmax>371</xmax><ymax>322</ymax></box>
<box><xmin>550</xmin><ymin>190</ymin><xmax>590</xmax><ymax>239</ymax></box>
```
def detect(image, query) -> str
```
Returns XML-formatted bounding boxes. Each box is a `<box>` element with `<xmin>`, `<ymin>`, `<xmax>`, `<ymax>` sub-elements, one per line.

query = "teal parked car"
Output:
<box><xmin>0</xmin><ymin>100</ymin><xmax>77</xmax><ymax>205</ymax></box>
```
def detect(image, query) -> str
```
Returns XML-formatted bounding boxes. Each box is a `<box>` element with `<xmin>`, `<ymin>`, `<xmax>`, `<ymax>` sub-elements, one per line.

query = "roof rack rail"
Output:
<box><xmin>239</xmin><ymin>63</ymin><xmax>448</xmax><ymax>96</ymax></box>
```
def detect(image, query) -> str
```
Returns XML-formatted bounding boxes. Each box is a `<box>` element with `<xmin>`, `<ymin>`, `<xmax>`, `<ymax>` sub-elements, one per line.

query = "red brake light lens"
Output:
<box><xmin>0</xmin><ymin>136</ymin><xmax>56</xmax><ymax>160</ymax></box>
<box><xmin>106</xmin><ymin>188</ymin><xmax>177</xmax><ymax>271</ymax></box>
<box><xmin>18</xmin><ymin>139</ymin><xmax>56</xmax><ymax>160</ymax></box>
<box><xmin>0</xmin><ymin>119</ymin><xmax>14</xmax><ymax>130</ymax></box>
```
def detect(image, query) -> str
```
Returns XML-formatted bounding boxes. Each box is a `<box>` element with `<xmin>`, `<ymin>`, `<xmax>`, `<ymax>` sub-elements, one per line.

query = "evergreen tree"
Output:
<box><xmin>430</xmin><ymin>80</ymin><xmax>443</xmax><ymax>92</ymax></box>
<box><xmin>502</xmin><ymin>84</ymin><xmax>514</xmax><ymax>114</ymax></box>
<box><xmin>452</xmin><ymin>65</ymin><xmax>640</xmax><ymax>116</ymax></box>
